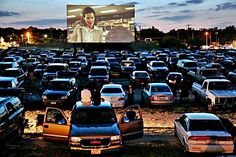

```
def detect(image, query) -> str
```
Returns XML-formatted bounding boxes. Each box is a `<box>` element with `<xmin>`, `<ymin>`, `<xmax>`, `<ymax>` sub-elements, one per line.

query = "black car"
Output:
<box><xmin>42</xmin><ymin>78</ymin><xmax>78</xmax><ymax>108</ymax></box>
<box><xmin>0</xmin><ymin>96</ymin><xmax>26</xmax><ymax>144</ymax></box>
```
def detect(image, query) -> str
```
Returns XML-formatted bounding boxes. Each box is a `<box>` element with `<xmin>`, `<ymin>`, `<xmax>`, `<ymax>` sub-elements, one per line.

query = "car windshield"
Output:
<box><xmin>184</xmin><ymin>62</ymin><xmax>197</xmax><ymax>67</ymax></box>
<box><xmin>71</xmin><ymin>108</ymin><xmax>117</xmax><ymax>125</ymax></box>
<box><xmin>4</xmin><ymin>71</ymin><xmax>20</xmax><ymax>77</ymax></box>
<box><xmin>49</xmin><ymin>81</ymin><xmax>70</xmax><ymax>90</ymax></box>
<box><xmin>0</xmin><ymin>81</ymin><xmax>12</xmax><ymax>88</ymax></box>
<box><xmin>122</xmin><ymin>62</ymin><xmax>134</xmax><ymax>66</ymax></box>
<box><xmin>152</xmin><ymin>62</ymin><xmax>165</xmax><ymax>67</ymax></box>
<box><xmin>135</xmin><ymin>72</ymin><xmax>148</xmax><ymax>77</ymax></box>
<box><xmin>189</xmin><ymin>120</ymin><xmax>225</xmax><ymax>131</ymax></box>
<box><xmin>151</xmin><ymin>85</ymin><xmax>170</xmax><ymax>92</ymax></box>
<box><xmin>46</xmin><ymin>65</ymin><xmax>66</xmax><ymax>72</ymax></box>
<box><xmin>90</xmin><ymin>69</ymin><xmax>107</xmax><ymax>75</ymax></box>
<box><xmin>208</xmin><ymin>82</ymin><xmax>231</xmax><ymax>90</ymax></box>
<box><xmin>101</xmin><ymin>87</ymin><xmax>122</xmax><ymax>93</ymax></box>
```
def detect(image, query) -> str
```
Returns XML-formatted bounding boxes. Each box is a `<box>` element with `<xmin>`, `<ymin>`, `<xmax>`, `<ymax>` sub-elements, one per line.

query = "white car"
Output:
<box><xmin>174</xmin><ymin>113</ymin><xmax>234</xmax><ymax>154</ymax></box>
<box><xmin>100</xmin><ymin>84</ymin><xmax>127</xmax><ymax>108</ymax></box>
<box><xmin>142</xmin><ymin>83</ymin><xmax>174</xmax><ymax>106</ymax></box>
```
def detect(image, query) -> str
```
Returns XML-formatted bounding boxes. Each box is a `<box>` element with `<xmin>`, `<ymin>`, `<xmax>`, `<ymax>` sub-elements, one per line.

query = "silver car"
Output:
<box><xmin>100</xmin><ymin>84</ymin><xmax>127</xmax><ymax>108</ymax></box>
<box><xmin>142</xmin><ymin>83</ymin><xmax>174</xmax><ymax>106</ymax></box>
<box><xmin>174</xmin><ymin>113</ymin><xmax>234</xmax><ymax>154</ymax></box>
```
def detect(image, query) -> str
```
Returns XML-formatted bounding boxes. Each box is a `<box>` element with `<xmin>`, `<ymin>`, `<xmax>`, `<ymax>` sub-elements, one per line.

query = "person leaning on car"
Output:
<box><xmin>69</xmin><ymin>7</ymin><xmax>103</xmax><ymax>43</ymax></box>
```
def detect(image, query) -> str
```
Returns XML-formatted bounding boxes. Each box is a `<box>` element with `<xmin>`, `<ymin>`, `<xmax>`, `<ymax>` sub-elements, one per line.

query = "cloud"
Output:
<box><xmin>168</xmin><ymin>2</ymin><xmax>187</xmax><ymax>7</ymax></box>
<box><xmin>160</xmin><ymin>15</ymin><xmax>193</xmax><ymax>21</ymax></box>
<box><xmin>215</xmin><ymin>2</ymin><xmax>236</xmax><ymax>11</ymax></box>
<box><xmin>9</xmin><ymin>19</ymin><xmax>66</xmax><ymax>26</ymax></box>
<box><xmin>186</xmin><ymin>0</ymin><xmax>204</xmax><ymax>4</ymax></box>
<box><xmin>0</xmin><ymin>11</ymin><xmax>20</xmax><ymax>17</ymax></box>
<box><xmin>122</xmin><ymin>1</ymin><xmax>140</xmax><ymax>5</ymax></box>
<box><xmin>179</xmin><ymin>10</ymin><xmax>192</xmax><ymax>13</ymax></box>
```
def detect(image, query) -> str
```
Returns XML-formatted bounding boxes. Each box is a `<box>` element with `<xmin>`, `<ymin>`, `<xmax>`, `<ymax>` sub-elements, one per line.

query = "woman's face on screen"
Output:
<box><xmin>84</xmin><ymin>12</ymin><xmax>95</xmax><ymax>29</ymax></box>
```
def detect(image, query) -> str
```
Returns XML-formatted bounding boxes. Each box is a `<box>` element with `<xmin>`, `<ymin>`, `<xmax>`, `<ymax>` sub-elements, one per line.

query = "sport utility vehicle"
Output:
<box><xmin>42</xmin><ymin>102</ymin><xmax>143</xmax><ymax>155</ymax></box>
<box><xmin>0</xmin><ymin>97</ymin><xmax>26</xmax><ymax>144</ymax></box>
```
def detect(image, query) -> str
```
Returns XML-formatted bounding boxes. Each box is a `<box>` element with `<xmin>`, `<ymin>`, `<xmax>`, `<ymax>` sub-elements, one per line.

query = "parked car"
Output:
<box><xmin>147</xmin><ymin>61</ymin><xmax>169</xmax><ymax>78</ymax></box>
<box><xmin>130</xmin><ymin>71</ymin><xmax>150</xmax><ymax>87</ymax></box>
<box><xmin>0</xmin><ymin>62</ymin><xmax>19</xmax><ymax>75</ymax></box>
<box><xmin>0</xmin><ymin>96</ymin><xmax>26</xmax><ymax>144</ymax></box>
<box><xmin>42</xmin><ymin>78</ymin><xmax>77</xmax><ymax>108</ymax></box>
<box><xmin>3</xmin><ymin>68</ymin><xmax>28</xmax><ymax>82</ymax></box>
<box><xmin>142</xmin><ymin>83</ymin><xmax>174</xmax><ymax>106</ymax></box>
<box><xmin>88</xmin><ymin>66</ymin><xmax>109</xmax><ymax>84</ymax></box>
<box><xmin>33</xmin><ymin>64</ymin><xmax>48</xmax><ymax>78</ymax></box>
<box><xmin>100</xmin><ymin>84</ymin><xmax>127</xmax><ymax>108</ymax></box>
<box><xmin>174</xmin><ymin>113</ymin><xmax>234</xmax><ymax>154</ymax></box>
<box><xmin>120</xmin><ymin>60</ymin><xmax>136</xmax><ymax>75</ymax></box>
<box><xmin>41</xmin><ymin>102</ymin><xmax>143</xmax><ymax>155</ymax></box>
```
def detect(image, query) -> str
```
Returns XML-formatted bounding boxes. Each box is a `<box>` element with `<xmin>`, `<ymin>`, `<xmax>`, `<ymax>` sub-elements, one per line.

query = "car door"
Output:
<box><xmin>43</xmin><ymin>107</ymin><xmax>70</xmax><ymax>142</ymax></box>
<box><xmin>118</xmin><ymin>105</ymin><xmax>143</xmax><ymax>141</ymax></box>
<box><xmin>175</xmin><ymin>115</ymin><xmax>188</xmax><ymax>145</ymax></box>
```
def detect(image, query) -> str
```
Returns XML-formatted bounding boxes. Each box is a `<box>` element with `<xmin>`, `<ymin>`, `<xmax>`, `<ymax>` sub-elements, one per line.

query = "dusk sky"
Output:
<box><xmin>0</xmin><ymin>0</ymin><xmax>236</xmax><ymax>32</ymax></box>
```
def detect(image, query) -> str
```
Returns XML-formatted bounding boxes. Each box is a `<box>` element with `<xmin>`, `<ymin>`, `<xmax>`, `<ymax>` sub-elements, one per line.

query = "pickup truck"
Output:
<box><xmin>192</xmin><ymin>79</ymin><xmax>236</xmax><ymax>111</ymax></box>
<box><xmin>187</xmin><ymin>68</ymin><xmax>225</xmax><ymax>84</ymax></box>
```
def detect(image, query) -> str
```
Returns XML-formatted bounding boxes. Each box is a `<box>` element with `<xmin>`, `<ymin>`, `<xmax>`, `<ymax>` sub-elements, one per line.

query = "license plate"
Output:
<box><xmin>159</xmin><ymin>97</ymin><xmax>166</xmax><ymax>100</ymax></box>
<box><xmin>51</xmin><ymin>102</ymin><xmax>56</xmax><ymax>105</ymax></box>
<box><xmin>91</xmin><ymin>149</ymin><xmax>101</xmax><ymax>155</ymax></box>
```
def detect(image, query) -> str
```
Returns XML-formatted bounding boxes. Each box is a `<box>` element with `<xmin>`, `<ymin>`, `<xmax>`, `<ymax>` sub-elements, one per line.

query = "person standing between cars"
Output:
<box><xmin>69</xmin><ymin>7</ymin><xmax>103</xmax><ymax>43</ymax></box>
<box><xmin>81</xmin><ymin>86</ymin><xmax>92</xmax><ymax>106</ymax></box>
<box><xmin>127</xmin><ymin>84</ymin><xmax>134</xmax><ymax>106</ymax></box>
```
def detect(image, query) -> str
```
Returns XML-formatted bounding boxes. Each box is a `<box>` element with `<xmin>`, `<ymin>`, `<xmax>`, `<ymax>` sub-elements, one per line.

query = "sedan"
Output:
<box><xmin>100</xmin><ymin>84</ymin><xmax>127</xmax><ymax>108</ymax></box>
<box><xmin>142</xmin><ymin>83</ymin><xmax>174</xmax><ymax>106</ymax></box>
<box><xmin>130</xmin><ymin>71</ymin><xmax>150</xmax><ymax>87</ymax></box>
<box><xmin>174</xmin><ymin>113</ymin><xmax>234</xmax><ymax>154</ymax></box>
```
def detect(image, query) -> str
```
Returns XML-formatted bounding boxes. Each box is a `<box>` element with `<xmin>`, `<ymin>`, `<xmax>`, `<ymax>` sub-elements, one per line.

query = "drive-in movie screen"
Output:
<box><xmin>67</xmin><ymin>5</ymin><xmax>135</xmax><ymax>43</ymax></box>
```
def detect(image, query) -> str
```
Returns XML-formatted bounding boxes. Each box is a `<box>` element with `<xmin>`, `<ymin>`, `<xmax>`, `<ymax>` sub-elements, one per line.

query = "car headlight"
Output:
<box><xmin>70</xmin><ymin>137</ymin><xmax>81</xmax><ymax>143</ymax></box>
<box><xmin>42</xmin><ymin>95</ymin><xmax>47</xmax><ymax>99</ymax></box>
<box><xmin>111</xmin><ymin>135</ymin><xmax>121</xmax><ymax>141</ymax></box>
<box><xmin>61</xmin><ymin>95</ymin><xmax>68</xmax><ymax>99</ymax></box>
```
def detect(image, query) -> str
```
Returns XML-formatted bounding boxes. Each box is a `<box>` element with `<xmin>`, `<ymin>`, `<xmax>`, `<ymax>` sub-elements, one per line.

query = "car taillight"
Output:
<box><xmin>217</xmin><ymin>137</ymin><xmax>233</xmax><ymax>141</ymax></box>
<box><xmin>118</xmin><ymin>97</ymin><xmax>125</xmax><ymax>101</ymax></box>
<box><xmin>150</xmin><ymin>95</ymin><xmax>155</xmax><ymax>101</ymax></box>
<box><xmin>188</xmin><ymin>136</ymin><xmax>211</xmax><ymax>141</ymax></box>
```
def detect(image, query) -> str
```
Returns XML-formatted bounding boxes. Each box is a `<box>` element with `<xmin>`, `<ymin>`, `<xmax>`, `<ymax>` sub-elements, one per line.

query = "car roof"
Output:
<box><xmin>74</xmin><ymin>101</ymin><xmax>112</xmax><ymax>109</ymax></box>
<box><xmin>52</xmin><ymin>78</ymin><xmax>72</xmax><ymax>81</ymax></box>
<box><xmin>185</xmin><ymin>113</ymin><xmax>219</xmax><ymax>120</ymax></box>
<box><xmin>102</xmin><ymin>84</ymin><xmax>122</xmax><ymax>88</ymax></box>
<box><xmin>0</xmin><ymin>76</ymin><xmax>17</xmax><ymax>81</ymax></box>
<box><xmin>205</xmin><ymin>79</ymin><xmax>230</xmax><ymax>82</ymax></box>
<box><xmin>149</xmin><ymin>83</ymin><xmax>168</xmax><ymax>86</ymax></box>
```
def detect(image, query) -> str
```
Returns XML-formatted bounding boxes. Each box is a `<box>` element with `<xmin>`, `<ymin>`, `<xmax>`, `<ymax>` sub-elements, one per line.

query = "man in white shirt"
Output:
<box><xmin>81</xmin><ymin>87</ymin><xmax>92</xmax><ymax>105</ymax></box>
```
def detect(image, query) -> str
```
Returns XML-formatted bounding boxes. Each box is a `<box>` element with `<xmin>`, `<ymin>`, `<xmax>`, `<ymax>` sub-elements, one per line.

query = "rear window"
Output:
<box><xmin>151</xmin><ymin>85</ymin><xmax>170</xmax><ymax>92</ymax></box>
<box><xmin>189</xmin><ymin>120</ymin><xmax>225</xmax><ymax>131</ymax></box>
<box><xmin>0</xmin><ymin>81</ymin><xmax>12</xmax><ymax>88</ymax></box>
<box><xmin>71</xmin><ymin>108</ymin><xmax>116</xmax><ymax>125</ymax></box>
<box><xmin>90</xmin><ymin>69</ymin><xmax>107</xmax><ymax>75</ymax></box>
<box><xmin>134</xmin><ymin>72</ymin><xmax>148</xmax><ymax>77</ymax></box>
<box><xmin>101</xmin><ymin>87</ymin><xmax>122</xmax><ymax>93</ymax></box>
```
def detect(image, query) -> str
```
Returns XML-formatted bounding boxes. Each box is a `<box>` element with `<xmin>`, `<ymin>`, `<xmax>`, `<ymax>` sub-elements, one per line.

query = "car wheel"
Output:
<box><xmin>207</xmin><ymin>100</ymin><xmax>213</xmax><ymax>112</ymax></box>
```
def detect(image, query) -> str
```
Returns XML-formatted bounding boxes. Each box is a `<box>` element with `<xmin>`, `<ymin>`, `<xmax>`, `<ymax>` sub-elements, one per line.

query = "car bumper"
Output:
<box><xmin>150</xmin><ymin>100</ymin><xmax>174</xmax><ymax>105</ymax></box>
<box><xmin>70</xmin><ymin>145</ymin><xmax>122</xmax><ymax>155</ymax></box>
<box><xmin>187</xmin><ymin>144</ymin><xmax>234</xmax><ymax>153</ymax></box>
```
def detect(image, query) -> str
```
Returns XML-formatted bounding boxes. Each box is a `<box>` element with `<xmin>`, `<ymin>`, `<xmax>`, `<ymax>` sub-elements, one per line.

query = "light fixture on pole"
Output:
<box><xmin>205</xmin><ymin>32</ymin><xmax>209</xmax><ymax>46</ymax></box>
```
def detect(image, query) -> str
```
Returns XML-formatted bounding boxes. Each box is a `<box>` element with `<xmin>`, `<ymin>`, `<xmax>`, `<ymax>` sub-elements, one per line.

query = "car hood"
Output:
<box><xmin>188</xmin><ymin>131</ymin><xmax>231</xmax><ymax>137</ymax></box>
<box><xmin>209</xmin><ymin>90</ymin><xmax>236</xmax><ymax>97</ymax></box>
<box><xmin>43</xmin><ymin>90</ymin><xmax>68</xmax><ymax>96</ymax></box>
<box><xmin>70</xmin><ymin>123</ymin><xmax>120</xmax><ymax>136</ymax></box>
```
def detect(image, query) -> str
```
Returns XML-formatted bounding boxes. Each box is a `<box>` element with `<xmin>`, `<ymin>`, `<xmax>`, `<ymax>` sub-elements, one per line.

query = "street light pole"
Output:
<box><xmin>205</xmin><ymin>32</ymin><xmax>208</xmax><ymax>46</ymax></box>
